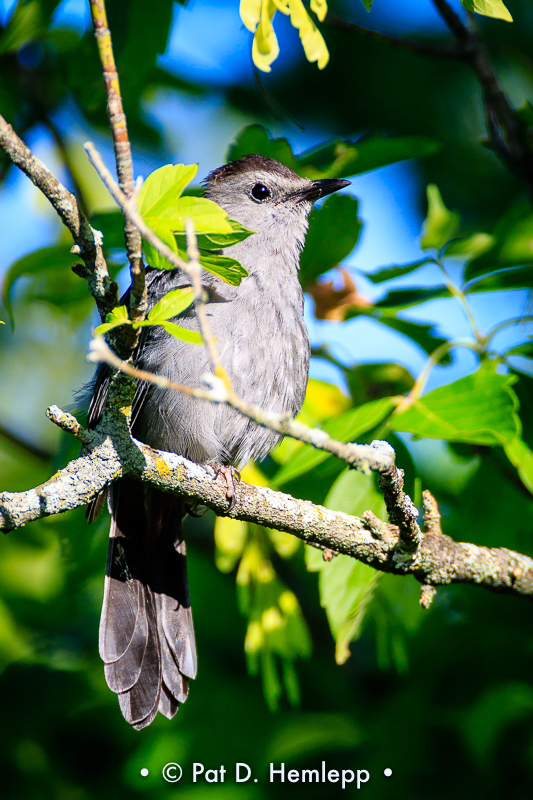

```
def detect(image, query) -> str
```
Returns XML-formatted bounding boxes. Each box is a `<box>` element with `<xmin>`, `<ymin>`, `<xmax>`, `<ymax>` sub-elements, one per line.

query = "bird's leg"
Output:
<box><xmin>208</xmin><ymin>462</ymin><xmax>241</xmax><ymax>512</ymax></box>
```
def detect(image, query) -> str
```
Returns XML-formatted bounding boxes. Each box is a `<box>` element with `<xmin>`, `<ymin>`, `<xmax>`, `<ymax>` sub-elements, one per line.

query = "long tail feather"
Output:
<box><xmin>99</xmin><ymin>478</ymin><xmax>196</xmax><ymax>729</ymax></box>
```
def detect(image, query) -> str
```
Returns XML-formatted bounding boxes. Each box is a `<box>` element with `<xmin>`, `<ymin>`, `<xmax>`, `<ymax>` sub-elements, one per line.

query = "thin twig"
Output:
<box><xmin>325</xmin><ymin>12</ymin><xmax>464</xmax><ymax>59</ymax></box>
<box><xmin>87</xmin><ymin>335</ymin><xmax>396</xmax><ymax>475</ymax></box>
<box><xmin>89</xmin><ymin>0</ymin><xmax>145</xmax><ymax>321</ymax></box>
<box><xmin>184</xmin><ymin>219</ymin><xmax>226</xmax><ymax>377</ymax></box>
<box><xmin>84</xmin><ymin>142</ymin><xmax>189</xmax><ymax>271</ymax></box>
<box><xmin>0</xmin><ymin>113</ymin><xmax>118</xmax><ymax>322</ymax></box>
<box><xmin>431</xmin><ymin>0</ymin><xmax>533</xmax><ymax>196</ymax></box>
<box><xmin>85</xmin><ymin>142</ymin><xmax>232</xmax><ymax>384</ymax></box>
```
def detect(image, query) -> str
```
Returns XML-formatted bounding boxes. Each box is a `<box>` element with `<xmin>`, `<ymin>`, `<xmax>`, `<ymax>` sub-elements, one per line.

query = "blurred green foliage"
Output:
<box><xmin>0</xmin><ymin>1</ymin><xmax>533</xmax><ymax>799</ymax></box>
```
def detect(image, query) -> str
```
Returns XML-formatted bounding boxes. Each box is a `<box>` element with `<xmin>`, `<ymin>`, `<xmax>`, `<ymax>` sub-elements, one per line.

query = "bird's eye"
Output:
<box><xmin>251</xmin><ymin>183</ymin><xmax>271</xmax><ymax>202</ymax></box>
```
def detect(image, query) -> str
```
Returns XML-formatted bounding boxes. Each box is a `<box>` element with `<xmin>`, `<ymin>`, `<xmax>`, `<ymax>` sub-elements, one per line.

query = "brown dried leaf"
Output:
<box><xmin>307</xmin><ymin>268</ymin><xmax>372</xmax><ymax>321</ymax></box>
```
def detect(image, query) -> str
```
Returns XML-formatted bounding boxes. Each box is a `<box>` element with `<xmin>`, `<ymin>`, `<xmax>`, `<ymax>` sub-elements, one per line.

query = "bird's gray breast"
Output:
<box><xmin>133</xmin><ymin>263</ymin><xmax>310</xmax><ymax>469</ymax></box>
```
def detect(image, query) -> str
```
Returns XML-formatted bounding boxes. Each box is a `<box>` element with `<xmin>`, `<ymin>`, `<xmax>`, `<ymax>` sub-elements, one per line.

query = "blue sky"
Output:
<box><xmin>0</xmin><ymin>0</ymin><xmax>531</xmax><ymax>403</ymax></box>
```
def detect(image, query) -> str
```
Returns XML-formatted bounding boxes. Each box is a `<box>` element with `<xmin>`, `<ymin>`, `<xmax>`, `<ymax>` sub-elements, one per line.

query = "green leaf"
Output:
<box><xmin>420</xmin><ymin>184</ymin><xmax>460</xmax><ymax>251</ymax></box>
<box><xmin>504</xmin><ymin>437</ymin><xmax>533</xmax><ymax>495</ymax></box>
<box><xmin>299</xmin><ymin>194</ymin><xmax>362</xmax><ymax>286</ymax></box>
<box><xmin>144</xmin><ymin>198</ymin><xmax>235</xmax><ymax>236</ymax></box>
<box><xmin>364</xmin><ymin>258</ymin><xmax>434</xmax><ymax>284</ymax></box>
<box><xmin>138</xmin><ymin>163</ymin><xmax>198</xmax><ymax>218</ymax></box>
<box><xmin>0</xmin><ymin>0</ymin><xmax>62</xmax><ymax>54</ymax></box>
<box><xmin>443</xmin><ymin>233</ymin><xmax>494</xmax><ymax>259</ymax></box>
<box><xmin>2</xmin><ymin>245</ymin><xmax>84</xmax><ymax>327</ymax></box>
<box><xmin>198</xmin><ymin>253</ymin><xmax>249</xmax><ymax>285</ymax></box>
<box><xmin>227</xmin><ymin>127</ymin><xmax>440</xmax><ymax>181</ymax></box>
<box><xmin>194</xmin><ymin>218</ymin><xmax>254</xmax><ymax>249</ymax></box>
<box><xmin>89</xmin><ymin>211</ymin><xmax>125</xmax><ymax>251</ymax></box>
<box><xmin>464</xmin><ymin>203</ymin><xmax>533</xmax><ymax>281</ymax></box>
<box><xmin>460</xmin><ymin>0</ymin><xmax>512</xmax><ymax>23</ymax></box>
<box><xmin>157</xmin><ymin>321</ymin><xmax>203</xmax><ymax>344</ymax></box>
<box><xmin>93</xmin><ymin>305</ymin><xmax>130</xmax><ymax>336</ymax></box>
<box><xmin>466</xmin><ymin>266</ymin><xmax>533</xmax><ymax>293</ymax></box>
<box><xmin>306</xmin><ymin>469</ymin><xmax>385</xmax><ymax>664</ymax></box>
<box><xmin>392</xmin><ymin>369</ymin><xmax>521</xmax><ymax>445</ymax></box>
<box><xmin>142</xmin><ymin>225</ymin><xmax>180</xmax><ymax>271</ymax></box>
<box><xmin>373</xmin><ymin>286</ymin><xmax>449</xmax><ymax>311</ymax></box>
<box><xmin>144</xmin><ymin>287</ymin><xmax>195</xmax><ymax>324</ymax></box>
<box><xmin>297</xmin><ymin>133</ymin><xmax>441</xmax><ymax>180</ymax></box>
<box><xmin>227</xmin><ymin>125</ymin><xmax>298</xmax><ymax>170</ymax></box>
<box><xmin>360</xmin><ymin>0</ymin><xmax>374</xmax><ymax>9</ymax></box>
<box><xmin>505</xmin><ymin>341</ymin><xmax>533</xmax><ymax>358</ymax></box>
<box><xmin>118</xmin><ymin>0</ymin><xmax>174</xmax><ymax>91</ymax></box>
<box><xmin>272</xmin><ymin>397</ymin><xmax>395</xmax><ymax>487</ymax></box>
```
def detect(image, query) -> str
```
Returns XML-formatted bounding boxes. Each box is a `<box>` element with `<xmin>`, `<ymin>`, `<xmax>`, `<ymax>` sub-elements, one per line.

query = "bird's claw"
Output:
<box><xmin>208</xmin><ymin>462</ymin><xmax>241</xmax><ymax>512</ymax></box>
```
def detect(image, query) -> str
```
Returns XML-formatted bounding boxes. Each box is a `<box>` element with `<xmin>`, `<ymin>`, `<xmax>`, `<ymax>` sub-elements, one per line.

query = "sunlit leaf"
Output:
<box><xmin>145</xmin><ymin>287</ymin><xmax>194</xmax><ymax>324</ymax></box>
<box><xmin>392</xmin><ymin>369</ymin><xmax>520</xmax><ymax>445</ymax></box>
<box><xmin>244</xmin><ymin>0</ymin><xmax>329</xmax><ymax>72</ymax></box>
<box><xmin>460</xmin><ymin>0</ymin><xmax>512</xmax><ymax>22</ymax></box>
<box><xmin>306</xmin><ymin>468</ymin><xmax>385</xmax><ymax>663</ymax></box>
<box><xmin>93</xmin><ymin>305</ymin><xmax>129</xmax><ymax>336</ymax></box>
<box><xmin>464</xmin><ymin>202</ymin><xmax>533</xmax><ymax>281</ymax></box>
<box><xmin>444</xmin><ymin>233</ymin><xmax>494</xmax><ymax>259</ymax></box>
<box><xmin>272</xmin><ymin>397</ymin><xmax>395</xmax><ymax>487</ymax></box>
<box><xmin>198</xmin><ymin>253</ymin><xmax>249</xmax><ymax>285</ymax></box>
<box><xmin>156</xmin><ymin>321</ymin><xmax>203</xmax><ymax>343</ymax></box>
<box><xmin>138</xmin><ymin>163</ymin><xmax>198</xmax><ymax>218</ymax></box>
<box><xmin>504</xmin><ymin>437</ymin><xmax>533</xmax><ymax>495</ymax></box>
<box><xmin>194</xmin><ymin>218</ymin><xmax>254</xmax><ymax>249</ymax></box>
<box><xmin>420</xmin><ymin>184</ymin><xmax>460</xmax><ymax>251</ymax></box>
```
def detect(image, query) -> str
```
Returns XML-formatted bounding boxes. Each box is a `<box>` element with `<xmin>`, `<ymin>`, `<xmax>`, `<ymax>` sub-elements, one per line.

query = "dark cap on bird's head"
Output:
<box><xmin>204</xmin><ymin>154</ymin><xmax>351</xmax><ymax>233</ymax></box>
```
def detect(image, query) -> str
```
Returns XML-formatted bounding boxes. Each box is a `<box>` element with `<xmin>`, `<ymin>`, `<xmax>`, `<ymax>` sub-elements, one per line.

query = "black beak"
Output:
<box><xmin>313</xmin><ymin>178</ymin><xmax>352</xmax><ymax>198</ymax></box>
<box><xmin>292</xmin><ymin>178</ymin><xmax>352</xmax><ymax>203</ymax></box>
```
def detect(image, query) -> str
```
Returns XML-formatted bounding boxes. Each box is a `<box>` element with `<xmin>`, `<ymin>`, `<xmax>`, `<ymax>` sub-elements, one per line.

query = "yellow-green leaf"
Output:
<box><xmin>504</xmin><ymin>437</ymin><xmax>533</xmax><ymax>495</ymax></box>
<box><xmin>420</xmin><ymin>184</ymin><xmax>460</xmax><ymax>252</ymax></box>
<box><xmin>144</xmin><ymin>288</ymin><xmax>194</xmax><ymax>324</ymax></box>
<box><xmin>392</xmin><ymin>370</ymin><xmax>520</xmax><ymax>445</ymax></box>
<box><xmin>252</xmin><ymin>0</ymin><xmax>279</xmax><ymax>72</ymax></box>
<box><xmin>240</xmin><ymin>0</ymin><xmax>262</xmax><ymax>31</ymax></box>
<box><xmin>138</xmin><ymin>163</ymin><xmax>198</xmax><ymax>218</ymax></box>
<box><xmin>93</xmin><ymin>305</ymin><xmax>130</xmax><ymax>336</ymax></box>
<box><xmin>460</xmin><ymin>0</ymin><xmax>512</xmax><ymax>22</ymax></box>
<box><xmin>157</xmin><ymin>321</ymin><xmax>203</xmax><ymax>344</ymax></box>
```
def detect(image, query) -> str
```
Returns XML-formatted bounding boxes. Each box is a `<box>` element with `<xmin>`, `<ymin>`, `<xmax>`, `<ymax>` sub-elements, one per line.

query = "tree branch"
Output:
<box><xmin>328</xmin><ymin>2</ymin><xmax>533</xmax><ymax>197</ymax></box>
<box><xmin>0</xmin><ymin>113</ymin><xmax>118</xmax><ymax>322</ymax></box>
<box><xmin>430</xmin><ymin>0</ymin><xmax>533</xmax><ymax>195</ymax></box>
<box><xmin>325</xmin><ymin>12</ymin><xmax>464</xmax><ymax>59</ymax></box>
<box><xmin>1</xmin><ymin>403</ymin><xmax>532</xmax><ymax>603</ymax></box>
<box><xmin>89</xmin><ymin>0</ymin><xmax>145</xmax><ymax>324</ymax></box>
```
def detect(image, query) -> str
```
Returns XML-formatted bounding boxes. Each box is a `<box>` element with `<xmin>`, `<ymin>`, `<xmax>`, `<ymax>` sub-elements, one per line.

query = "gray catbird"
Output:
<box><xmin>87</xmin><ymin>154</ymin><xmax>350</xmax><ymax>729</ymax></box>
